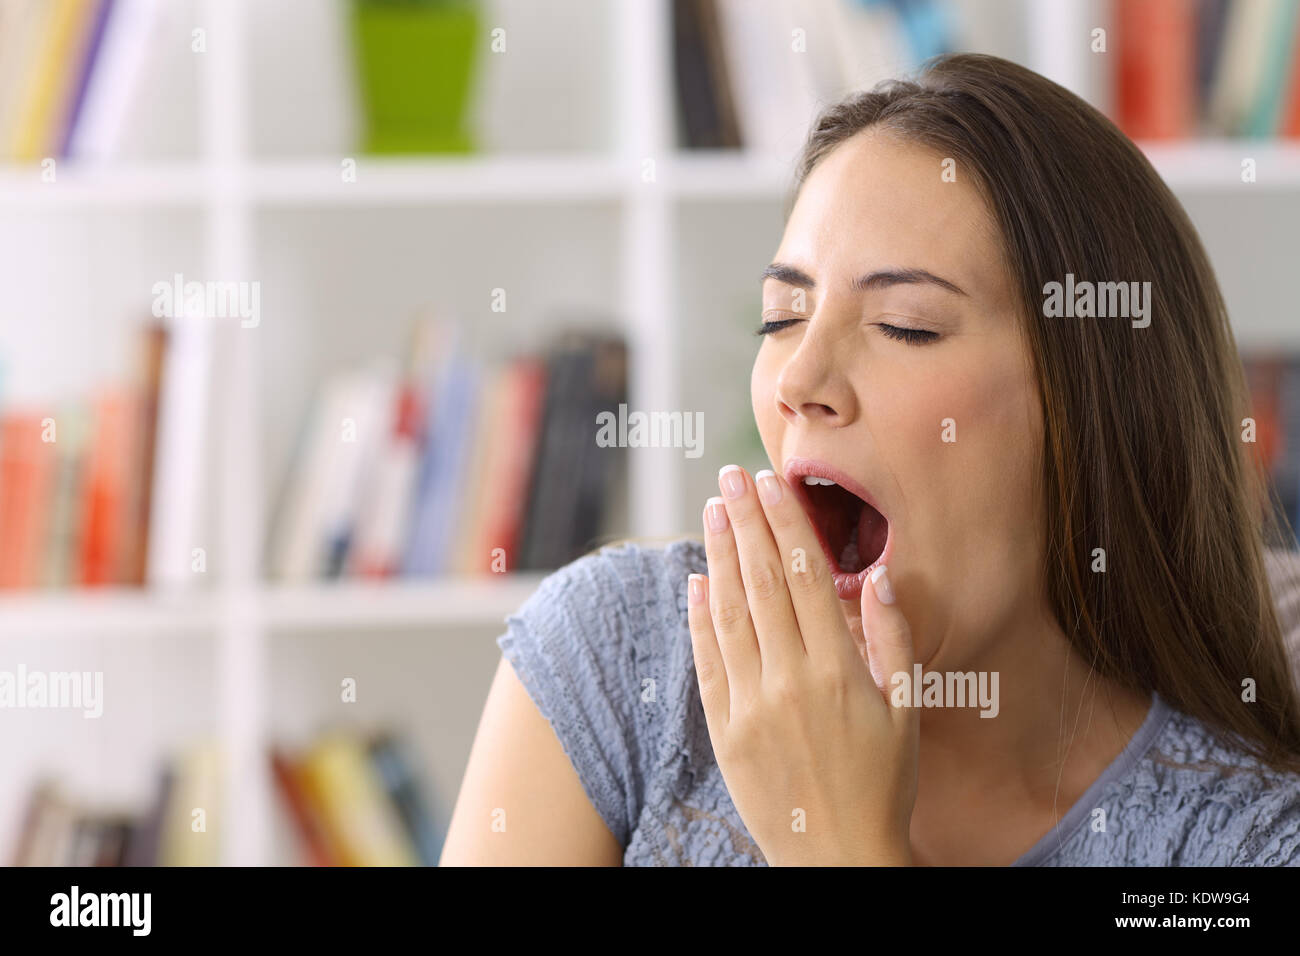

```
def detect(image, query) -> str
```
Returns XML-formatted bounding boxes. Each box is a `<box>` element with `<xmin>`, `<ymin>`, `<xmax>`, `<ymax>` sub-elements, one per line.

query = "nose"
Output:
<box><xmin>773</xmin><ymin>323</ymin><xmax>858</xmax><ymax>428</ymax></box>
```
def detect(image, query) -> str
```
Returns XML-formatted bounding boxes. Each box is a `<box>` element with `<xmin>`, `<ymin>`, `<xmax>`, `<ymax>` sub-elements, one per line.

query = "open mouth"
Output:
<box><xmin>785</xmin><ymin>460</ymin><xmax>890</xmax><ymax>598</ymax></box>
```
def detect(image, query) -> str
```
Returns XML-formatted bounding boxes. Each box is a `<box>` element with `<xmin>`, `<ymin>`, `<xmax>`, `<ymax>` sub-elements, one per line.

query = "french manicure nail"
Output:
<box><xmin>870</xmin><ymin>565</ymin><xmax>895</xmax><ymax>605</ymax></box>
<box><xmin>755</xmin><ymin>469</ymin><xmax>781</xmax><ymax>505</ymax></box>
<box><xmin>688</xmin><ymin>574</ymin><xmax>706</xmax><ymax>606</ymax></box>
<box><xmin>705</xmin><ymin>496</ymin><xmax>728</xmax><ymax>533</ymax></box>
<box><xmin>719</xmin><ymin>464</ymin><xmax>746</xmax><ymax>499</ymax></box>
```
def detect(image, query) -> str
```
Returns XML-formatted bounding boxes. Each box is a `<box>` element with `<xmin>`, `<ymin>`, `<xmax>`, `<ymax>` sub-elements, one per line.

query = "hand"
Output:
<box><xmin>686</xmin><ymin>464</ymin><xmax>919</xmax><ymax>866</ymax></box>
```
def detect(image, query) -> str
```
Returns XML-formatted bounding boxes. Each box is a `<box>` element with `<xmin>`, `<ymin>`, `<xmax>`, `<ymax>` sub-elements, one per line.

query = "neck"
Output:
<box><xmin>852</xmin><ymin>597</ymin><xmax>1153</xmax><ymax>865</ymax></box>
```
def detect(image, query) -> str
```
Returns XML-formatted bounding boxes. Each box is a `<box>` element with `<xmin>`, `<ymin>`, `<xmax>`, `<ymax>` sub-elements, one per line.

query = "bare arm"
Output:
<box><xmin>439</xmin><ymin>655</ymin><xmax>624</xmax><ymax>865</ymax></box>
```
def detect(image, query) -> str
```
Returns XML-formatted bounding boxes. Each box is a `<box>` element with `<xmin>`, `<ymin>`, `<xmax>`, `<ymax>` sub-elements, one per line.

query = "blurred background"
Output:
<box><xmin>0</xmin><ymin>0</ymin><xmax>1298</xmax><ymax>866</ymax></box>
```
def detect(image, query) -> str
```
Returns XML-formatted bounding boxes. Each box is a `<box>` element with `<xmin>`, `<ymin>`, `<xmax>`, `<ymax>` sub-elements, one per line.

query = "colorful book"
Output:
<box><xmin>9</xmin><ymin>0</ymin><xmax>96</xmax><ymax>161</ymax></box>
<box><xmin>296</xmin><ymin>734</ymin><xmax>418</xmax><ymax>867</ymax></box>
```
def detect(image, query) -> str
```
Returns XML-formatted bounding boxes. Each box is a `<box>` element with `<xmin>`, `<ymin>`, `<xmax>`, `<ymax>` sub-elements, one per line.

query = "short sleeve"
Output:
<box><xmin>496</xmin><ymin>547</ymin><xmax>661</xmax><ymax>848</ymax></box>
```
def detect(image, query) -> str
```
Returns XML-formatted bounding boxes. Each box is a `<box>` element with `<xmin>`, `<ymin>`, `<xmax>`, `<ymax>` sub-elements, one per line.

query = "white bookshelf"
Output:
<box><xmin>2</xmin><ymin>0</ymin><xmax>1299</xmax><ymax>866</ymax></box>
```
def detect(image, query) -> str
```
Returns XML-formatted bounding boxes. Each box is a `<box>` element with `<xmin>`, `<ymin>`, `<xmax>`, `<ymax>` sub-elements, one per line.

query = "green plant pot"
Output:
<box><xmin>351</xmin><ymin>1</ymin><xmax>480</xmax><ymax>154</ymax></box>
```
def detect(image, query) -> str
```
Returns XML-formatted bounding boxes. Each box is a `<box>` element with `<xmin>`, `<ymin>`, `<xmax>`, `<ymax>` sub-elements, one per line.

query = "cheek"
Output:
<box><xmin>885</xmin><ymin>345</ymin><xmax>1043</xmax><ymax>658</ymax></box>
<box><xmin>935</xmin><ymin>355</ymin><xmax>1039</xmax><ymax>541</ymax></box>
<box><xmin>751</xmin><ymin>349</ymin><xmax>783</xmax><ymax>459</ymax></box>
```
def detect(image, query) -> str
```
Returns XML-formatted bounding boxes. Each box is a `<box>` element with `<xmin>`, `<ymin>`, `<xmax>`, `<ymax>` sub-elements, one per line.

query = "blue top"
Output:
<box><xmin>497</xmin><ymin>539</ymin><xmax>1300</xmax><ymax>866</ymax></box>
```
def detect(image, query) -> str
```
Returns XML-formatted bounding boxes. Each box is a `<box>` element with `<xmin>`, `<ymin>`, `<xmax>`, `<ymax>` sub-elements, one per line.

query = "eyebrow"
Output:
<box><xmin>761</xmin><ymin>262</ymin><xmax>967</xmax><ymax>297</ymax></box>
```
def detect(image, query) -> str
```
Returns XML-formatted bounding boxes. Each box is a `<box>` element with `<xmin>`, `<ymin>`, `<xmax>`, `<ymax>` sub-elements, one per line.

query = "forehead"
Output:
<box><xmin>776</xmin><ymin>128</ymin><xmax>1004</xmax><ymax>299</ymax></box>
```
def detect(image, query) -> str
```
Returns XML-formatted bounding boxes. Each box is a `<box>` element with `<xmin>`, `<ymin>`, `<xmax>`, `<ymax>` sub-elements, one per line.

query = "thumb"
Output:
<box><xmin>861</xmin><ymin>565</ymin><xmax>916</xmax><ymax>720</ymax></box>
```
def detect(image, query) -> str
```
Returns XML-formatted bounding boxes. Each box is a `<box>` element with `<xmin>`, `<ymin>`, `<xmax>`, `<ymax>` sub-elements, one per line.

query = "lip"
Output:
<box><xmin>783</xmin><ymin>456</ymin><xmax>893</xmax><ymax>602</ymax></box>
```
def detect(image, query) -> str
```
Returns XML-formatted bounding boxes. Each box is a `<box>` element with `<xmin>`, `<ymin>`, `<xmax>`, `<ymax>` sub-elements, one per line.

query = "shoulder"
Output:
<box><xmin>505</xmin><ymin>536</ymin><xmax>706</xmax><ymax>663</ymax></box>
<box><xmin>496</xmin><ymin>538</ymin><xmax>708</xmax><ymax>847</ymax></box>
<box><xmin>1101</xmin><ymin>703</ymin><xmax>1300</xmax><ymax>866</ymax></box>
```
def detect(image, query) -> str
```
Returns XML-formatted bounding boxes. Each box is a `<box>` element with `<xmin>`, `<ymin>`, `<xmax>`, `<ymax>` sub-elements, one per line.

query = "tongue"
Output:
<box><xmin>840</xmin><ymin>503</ymin><xmax>888</xmax><ymax>573</ymax></box>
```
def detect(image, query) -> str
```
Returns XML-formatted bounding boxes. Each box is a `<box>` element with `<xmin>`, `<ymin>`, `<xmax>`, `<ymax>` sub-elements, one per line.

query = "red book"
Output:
<box><xmin>1117</xmin><ymin>0</ymin><xmax>1196</xmax><ymax>140</ymax></box>
<box><xmin>474</xmin><ymin>358</ymin><xmax>547</xmax><ymax>574</ymax></box>
<box><xmin>0</xmin><ymin>413</ymin><xmax>58</xmax><ymax>589</ymax></box>
<box><xmin>78</xmin><ymin>390</ymin><xmax>135</xmax><ymax>586</ymax></box>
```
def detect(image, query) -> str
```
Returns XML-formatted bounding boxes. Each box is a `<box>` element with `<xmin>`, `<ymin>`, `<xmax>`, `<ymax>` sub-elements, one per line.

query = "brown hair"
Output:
<box><xmin>793</xmin><ymin>53</ymin><xmax>1300</xmax><ymax>774</ymax></box>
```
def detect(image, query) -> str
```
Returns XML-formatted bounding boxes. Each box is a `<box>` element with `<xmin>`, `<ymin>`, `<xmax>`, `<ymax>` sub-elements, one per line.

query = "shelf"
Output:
<box><xmin>4</xmin><ymin>142</ymin><xmax>1299</xmax><ymax>210</ymax></box>
<box><xmin>1139</xmin><ymin>140</ymin><xmax>1300</xmax><ymax>189</ymax></box>
<box><xmin>263</xmin><ymin>575</ymin><xmax>546</xmax><ymax>630</ymax></box>
<box><xmin>0</xmin><ymin>577</ymin><xmax>546</xmax><ymax>637</ymax></box>
<box><xmin>0</xmin><ymin>162</ymin><xmax>209</xmax><ymax>207</ymax></box>
<box><xmin>250</xmin><ymin>155</ymin><xmax>630</xmax><ymax>206</ymax></box>
<box><xmin>0</xmin><ymin>588</ymin><xmax>217</xmax><ymax>636</ymax></box>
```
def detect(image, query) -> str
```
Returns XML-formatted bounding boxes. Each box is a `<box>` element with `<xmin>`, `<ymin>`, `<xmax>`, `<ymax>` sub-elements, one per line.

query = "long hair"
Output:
<box><xmin>792</xmin><ymin>52</ymin><xmax>1300</xmax><ymax>774</ymax></box>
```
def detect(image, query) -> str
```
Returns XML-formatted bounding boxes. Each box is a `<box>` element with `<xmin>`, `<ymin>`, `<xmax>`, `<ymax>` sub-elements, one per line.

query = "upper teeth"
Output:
<box><xmin>803</xmin><ymin>476</ymin><xmax>837</xmax><ymax>486</ymax></box>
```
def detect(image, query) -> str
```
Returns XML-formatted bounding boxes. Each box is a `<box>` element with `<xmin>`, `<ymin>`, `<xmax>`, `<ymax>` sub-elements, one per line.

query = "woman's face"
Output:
<box><xmin>751</xmin><ymin>128</ymin><xmax>1046</xmax><ymax>668</ymax></box>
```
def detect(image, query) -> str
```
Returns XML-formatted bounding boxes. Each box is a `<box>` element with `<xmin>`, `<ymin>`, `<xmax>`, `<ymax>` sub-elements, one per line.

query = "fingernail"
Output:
<box><xmin>705</xmin><ymin>496</ymin><xmax>729</xmax><ymax>533</ymax></box>
<box><xmin>688</xmin><ymin>574</ymin><xmax>706</xmax><ymax>606</ymax></box>
<box><xmin>754</xmin><ymin>469</ymin><xmax>781</xmax><ymax>505</ymax></box>
<box><xmin>719</xmin><ymin>464</ymin><xmax>746</xmax><ymax>499</ymax></box>
<box><xmin>870</xmin><ymin>565</ymin><xmax>895</xmax><ymax>605</ymax></box>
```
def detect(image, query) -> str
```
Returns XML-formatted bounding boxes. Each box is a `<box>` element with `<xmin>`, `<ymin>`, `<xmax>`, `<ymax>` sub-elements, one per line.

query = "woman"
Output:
<box><xmin>440</xmin><ymin>54</ymin><xmax>1300</xmax><ymax>866</ymax></box>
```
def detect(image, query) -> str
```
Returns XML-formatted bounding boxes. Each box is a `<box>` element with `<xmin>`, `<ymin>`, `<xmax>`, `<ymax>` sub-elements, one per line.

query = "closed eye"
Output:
<box><xmin>754</xmin><ymin>317</ymin><xmax>804</xmax><ymax>336</ymax></box>
<box><xmin>878</xmin><ymin>323</ymin><xmax>939</xmax><ymax>345</ymax></box>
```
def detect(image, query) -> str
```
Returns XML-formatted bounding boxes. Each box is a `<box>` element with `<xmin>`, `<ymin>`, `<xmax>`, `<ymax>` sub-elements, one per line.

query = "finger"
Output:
<box><xmin>686</xmin><ymin>574</ymin><xmax>729</xmax><ymax>727</ymax></box>
<box><xmin>702</xmin><ymin>495</ymin><xmax>761</xmax><ymax>695</ymax></box>
<box><xmin>752</xmin><ymin>468</ymin><xmax>856</xmax><ymax>668</ymax></box>
<box><xmin>862</xmin><ymin>565</ymin><xmax>919</xmax><ymax>736</ymax></box>
<box><xmin>717</xmin><ymin>464</ymin><xmax>804</xmax><ymax>672</ymax></box>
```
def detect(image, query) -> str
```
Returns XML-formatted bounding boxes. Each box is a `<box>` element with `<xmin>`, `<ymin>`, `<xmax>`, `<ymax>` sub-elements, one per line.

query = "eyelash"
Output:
<box><xmin>754</xmin><ymin>318</ymin><xmax>940</xmax><ymax>345</ymax></box>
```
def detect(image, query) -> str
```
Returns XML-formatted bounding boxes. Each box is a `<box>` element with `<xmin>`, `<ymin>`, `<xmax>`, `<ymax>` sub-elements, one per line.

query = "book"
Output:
<box><xmin>156</xmin><ymin>742</ymin><xmax>221</xmax><ymax>866</ymax></box>
<box><xmin>271</xmin><ymin>366</ymin><xmax>392</xmax><ymax>582</ymax></box>
<box><xmin>1207</xmin><ymin>0</ymin><xmax>1279</xmax><ymax>136</ymax></box>
<box><xmin>77</xmin><ymin>388</ymin><xmax>134</xmax><ymax>586</ymax></box>
<box><xmin>56</xmin><ymin>0</ymin><xmax>115</xmax><ymax>157</ymax></box>
<box><xmin>65</xmin><ymin>0</ymin><xmax>166</xmax><ymax>162</ymax></box>
<box><xmin>1245</xmin><ymin>0</ymin><xmax>1300</xmax><ymax>137</ymax></box>
<box><xmin>119</xmin><ymin>322</ymin><xmax>167</xmax><ymax>586</ymax></box>
<box><xmin>43</xmin><ymin>404</ymin><xmax>89</xmax><ymax>588</ymax></box>
<box><xmin>270</xmin><ymin>748</ymin><xmax>336</xmax><ymax>867</ymax></box>
<box><xmin>147</xmin><ymin>315</ymin><xmax>211</xmax><ymax>590</ymax></box>
<box><xmin>0</xmin><ymin>412</ymin><xmax>58</xmax><ymax>588</ymax></box>
<box><xmin>715</xmin><ymin>0</ymin><xmax>819</xmax><ymax>164</ymax></box>
<box><xmin>9</xmin><ymin>0</ymin><xmax>96</xmax><ymax>161</ymax></box>
<box><xmin>450</xmin><ymin>363</ymin><xmax>509</xmax><ymax>574</ymax></box>
<box><xmin>402</xmin><ymin>350</ymin><xmax>483</xmax><ymax>577</ymax></box>
<box><xmin>121</xmin><ymin>766</ymin><xmax>173</xmax><ymax>866</ymax></box>
<box><xmin>347</xmin><ymin>322</ymin><xmax>439</xmax><ymax>578</ymax></box>
<box><xmin>673</xmin><ymin>0</ymin><xmax>742</xmax><ymax>148</ymax></box>
<box><xmin>295</xmin><ymin>733</ymin><xmax>418</xmax><ymax>867</ymax></box>
<box><xmin>368</xmin><ymin>734</ymin><xmax>443</xmax><ymax>866</ymax></box>
<box><xmin>1118</xmin><ymin>0</ymin><xmax>1196</xmax><ymax>140</ymax></box>
<box><xmin>518</xmin><ymin>332</ymin><xmax>628</xmax><ymax>570</ymax></box>
<box><xmin>469</xmin><ymin>356</ymin><xmax>547</xmax><ymax>575</ymax></box>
